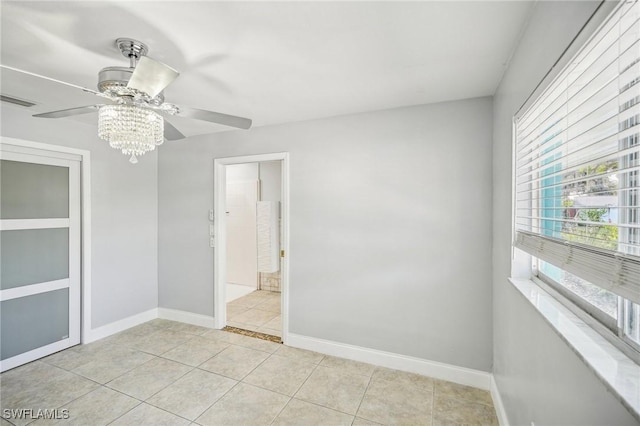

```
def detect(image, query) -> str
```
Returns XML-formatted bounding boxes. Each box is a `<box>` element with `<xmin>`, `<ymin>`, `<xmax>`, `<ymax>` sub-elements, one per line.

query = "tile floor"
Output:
<box><xmin>0</xmin><ymin>319</ymin><xmax>498</xmax><ymax>425</ymax></box>
<box><xmin>227</xmin><ymin>290</ymin><xmax>282</xmax><ymax>338</ymax></box>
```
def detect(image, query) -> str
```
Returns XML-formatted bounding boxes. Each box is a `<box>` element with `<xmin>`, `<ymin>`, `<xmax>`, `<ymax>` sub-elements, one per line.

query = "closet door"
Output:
<box><xmin>0</xmin><ymin>149</ymin><xmax>81</xmax><ymax>372</ymax></box>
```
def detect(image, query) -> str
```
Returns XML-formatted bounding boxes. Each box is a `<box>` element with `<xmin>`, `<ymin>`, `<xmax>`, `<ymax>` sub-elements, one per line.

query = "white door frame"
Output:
<box><xmin>213</xmin><ymin>152</ymin><xmax>290</xmax><ymax>343</ymax></box>
<box><xmin>0</xmin><ymin>137</ymin><xmax>92</xmax><ymax>350</ymax></box>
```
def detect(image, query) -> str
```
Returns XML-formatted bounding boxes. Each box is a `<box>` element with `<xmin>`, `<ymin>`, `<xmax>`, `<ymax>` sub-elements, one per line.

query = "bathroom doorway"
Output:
<box><xmin>213</xmin><ymin>153</ymin><xmax>289</xmax><ymax>343</ymax></box>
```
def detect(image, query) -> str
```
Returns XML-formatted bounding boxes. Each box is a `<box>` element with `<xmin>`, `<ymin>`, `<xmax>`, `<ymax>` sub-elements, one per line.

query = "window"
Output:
<box><xmin>514</xmin><ymin>0</ymin><xmax>640</xmax><ymax>356</ymax></box>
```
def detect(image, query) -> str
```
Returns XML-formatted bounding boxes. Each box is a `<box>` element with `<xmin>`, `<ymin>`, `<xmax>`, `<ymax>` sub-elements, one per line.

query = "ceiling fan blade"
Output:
<box><xmin>127</xmin><ymin>56</ymin><xmax>179</xmax><ymax>98</ymax></box>
<box><xmin>177</xmin><ymin>106</ymin><xmax>252</xmax><ymax>130</ymax></box>
<box><xmin>0</xmin><ymin>64</ymin><xmax>112</xmax><ymax>100</ymax></box>
<box><xmin>33</xmin><ymin>105</ymin><xmax>99</xmax><ymax>118</ymax></box>
<box><xmin>163</xmin><ymin>119</ymin><xmax>185</xmax><ymax>140</ymax></box>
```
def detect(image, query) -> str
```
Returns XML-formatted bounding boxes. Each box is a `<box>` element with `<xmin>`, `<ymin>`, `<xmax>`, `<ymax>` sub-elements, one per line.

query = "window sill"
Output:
<box><xmin>508</xmin><ymin>277</ymin><xmax>640</xmax><ymax>422</ymax></box>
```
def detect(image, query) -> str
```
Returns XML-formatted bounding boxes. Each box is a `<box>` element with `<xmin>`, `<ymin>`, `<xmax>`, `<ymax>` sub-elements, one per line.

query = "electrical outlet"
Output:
<box><xmin>209</xmin><ymin>237</ymin><xmax>215</xmax><ymax>248</ymax></box>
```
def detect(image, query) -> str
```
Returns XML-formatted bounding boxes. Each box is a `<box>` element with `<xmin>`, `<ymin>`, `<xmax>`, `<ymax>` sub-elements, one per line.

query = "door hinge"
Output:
<box><xmin>280</xmin><ymin>250</ymin><xmax>285</xmax><ymax>258</ymax></box>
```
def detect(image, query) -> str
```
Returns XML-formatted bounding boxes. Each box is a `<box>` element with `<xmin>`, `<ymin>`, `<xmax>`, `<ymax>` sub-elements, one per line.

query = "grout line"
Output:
<box><xmin>290</xmin><ymin>358</ymin><xmax>321</xmax><ymax>398</ymax></box>
<box><xmin>134</xmin><ymin>402</ymin><xmax>194</xmax><ymax>424</ymax></box>
<box><xmin>192</xmin><ymin>379</ymin><xmax>243</xmax><ymax>424</ymax></box>
<box><xmin>268</xmin><ymin>394</ymin><xmax>293</xmax><ymax>425</ymax></box>
<box><xmin>104</xmin><ymin>400</ymin><xmax>143</xmax><ymax>425</ymax></box>
<box><xmin>352</xmin><ymin>367</ymin><xmax>374</xmax><ymax>422</ymax></box>
<box><xmin>431</xmin><ymin>377</ymin><xmax>435</xmax><ymax>425</ymax></box>
<box><xmin>285</xmin><ymin>361</ymin><xmax>370</xmax><ymax>418</ymax></box>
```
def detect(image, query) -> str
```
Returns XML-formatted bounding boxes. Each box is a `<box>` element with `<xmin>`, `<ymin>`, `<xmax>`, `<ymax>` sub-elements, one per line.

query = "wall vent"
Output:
<box><xmin>1</xmin><ymin>94</ymin><xmax>36</xmax><ymax>108</ymax></box>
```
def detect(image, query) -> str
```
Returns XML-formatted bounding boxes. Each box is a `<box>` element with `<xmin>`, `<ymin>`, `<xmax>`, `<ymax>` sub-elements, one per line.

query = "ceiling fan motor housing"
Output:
<box><xmin>98</xmin><ymin>66</ymin><xmax>133</xmax><ymax>92</ymax></box>
<box><xmin>97</xmin><ymin>66</ymin><xmax>164</xmax><ymax>104</ymax></box>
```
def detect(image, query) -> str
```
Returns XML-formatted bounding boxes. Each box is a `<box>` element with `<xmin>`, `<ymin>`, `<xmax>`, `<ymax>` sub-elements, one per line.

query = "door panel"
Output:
<box><xmin>1</xmin><ymin>228</ymin><xmax>69</xmax><ymax>289</ymax></box>
<box><xmin>0</xmin><ymin>148</ymin><xmax>80</xmax><ymax>371</ymax></box>
<box><xmin>0</xmin><ymin>160</ymin><xmax>69</xmax><ymax>219</ymax></box>
<box><xmin>1</xmin><ymin>288</ymin><xmax>70</xmax><ymax>360</ymax></box>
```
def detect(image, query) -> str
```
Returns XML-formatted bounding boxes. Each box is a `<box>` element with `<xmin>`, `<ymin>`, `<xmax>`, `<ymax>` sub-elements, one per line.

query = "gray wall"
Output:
<box><xmin>158</xmin><ymin>97</ymin><xmax>494</xmax><ymax>371</ymax></box>
<box><xmin>0</xmin><ymin>105</ymin><xmax>158</xmax><ymax>329</ymax></box>
<box><xmin>492</xmin><ymin>1</ymin><xmax>638</xmax><ymax>424</ymax></box>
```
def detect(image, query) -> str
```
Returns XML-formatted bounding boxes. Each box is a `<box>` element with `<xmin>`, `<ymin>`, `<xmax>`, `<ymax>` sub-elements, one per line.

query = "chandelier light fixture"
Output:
<box><xmin>97</xmin><ymin>104</ymin><xmax>164</xmax><ymax>164</ymax></box>
<box><xmin>29</xmin><ymin>38</ymin><xmax>252</xmax><ymax>164</ymax></box>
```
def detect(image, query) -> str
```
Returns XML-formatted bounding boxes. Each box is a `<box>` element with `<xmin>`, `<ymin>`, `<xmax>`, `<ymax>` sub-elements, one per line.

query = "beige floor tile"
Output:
<box><xmin>195</xmin><ymin>383</ymin><xmax>289</xmax><ymax>426</ymax></box>
<box><xmin>294</xmin><ymin>366</ymin><xmax>369</xmax><ymax>415</ymax></box>
<box><xmin>145</xmin><ymin>319</ymin><xmax>178</xmax><ymax>329</ymax></box>
<box><xmin>127</xmin><ymin>321</ymin><xmax>170</xmax><ymax>336</ymax></box>
<box><xmin>30</xmin><ymin>386</ymin><xmax>139</xmax><ymax>426</ymax></box>
<box><xmin>273</xmin><ymin>398</ymin><xmax>353</xmax><ymax>426</ymax></box>
<box><xmin>147</xmin><ymin>369</ymin><xmax>236</xmax><ymax>421</ymax></box>
<box><xmin>198</xmin><ymin>345</ymin><xmax>269</xmax><ymax>380</ymax></box>
<box><xmin>215</xmin><ymin>331</ymin><xmax>281</xmax><ymax>353</ymax></box>
<box><xmin>261</xmin><ymin>315</ymin><xmax>282</xmax><ymax>331</ymax></box>
<box><xmin>107</xmin><ymin>357</ymin><xmax>192</xmax><ymax>400</ymax></box>
<box><xmin>102</xmin><ymin>323</ymin><xmax>166</xmax><ymax>348</ymax></box>
<box><xmin>229</xmin><ymin>308</ymin><xmax>279</xmax><ymax>327</ymax></box>
<box><xmin>0</xmin><ymin>323</ymin><xmax>496</xmax><ymax>426</ymax></box>
<box><xmin>254</xmin><ymin>298</ymin><xmax>281</xmax><ymax>314</ymax></box>
<box><xmin>200</xmin><ymin>329</ymin><xmax>233</xmax><ymax>341</ymax></box>
<box><xmin>255</xmin><ymin>290</ymin><xmax>279</xmax><ymax>297</ymax></box>
<box><xmin>274</xmin><ymin>346</ymin><xmax>324</xmax><ymax>364</ymax></box>
<box><xmin>160</xmin><ymin>336</ymin><xmax>230</xmax><ymax>367</ymax></box>
<box><xmin>228</xmin><ymin>293</ymin><xmax>268</xmax><ymax>309</ymax></box>
<box><xmin>110</xmin><ymin>403</ymin><xmax>190</xmax><ymax>426</ymax></box>
<box><xmin>226</xmin><ymin>305</ymin><xmax>249</xmax><ymax>319</ymax></box>
<box><xmin>372</xmin><ymin>367</ymin><xmax>434</xmax><ymax>392</ymax></box>
<box><xmin>1</xmin><ymin>418</ymin><xmax>14</xmax><ymax>426</ymax></box>
<box><xmin>1</xmin><ymin>366</ymin><xmax>99</xmax><ymax>426</ymax></box>
<box><xmin>41</xmin><ymin>346</ymin><xmax>99</xmax><ymax>372</ymax></box>
<box><xmin>319</xmin><ymin>355</ymin><xmax>375</xmax><ymax>377</ymax></box>
<box><xmin>353</xmin><ymin>417</ymin><xmax>383</xmax><ymax>425</ymax></box>
<box><xmin>357</xmin><ymin>372</ymin><xmax>433</xmax><ymax>425</ymax></box>
<box><xmin>434</xmin><ymin>379</ymin><xmax>493</xmax><ymax>406</ymax></box>
<box><xmin>130</xmin><ymin>329</ymin><xmax>194</xmax><ymax>356</ymax></box>
<box><xmin>167</xmin><ymin>322</ymin><xmax>211</xmax><ymax>336</ymax></box>
<box><xmin>243</xmin><ymin>354</ymin><xmax>316</xmax><ymax>396</ymax></box>
<box><xmin>432</xmin><ymin>394</ymin><xmax>498</xmax><ymax>426</ymax></box>
<box><xmin>256</xmin><ymin>326</ymin><xmax>282</xmax><ymax>338</ymax></box>
<box><xmin>72</xmin><ymin>347</ymin><xmax>154</xmax><ymax>384</ymax></box>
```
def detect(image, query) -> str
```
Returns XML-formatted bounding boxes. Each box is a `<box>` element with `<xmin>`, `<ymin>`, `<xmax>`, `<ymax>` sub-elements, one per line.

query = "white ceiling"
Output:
<box><xmin>0</xmin><ymin>1</ymin><xmax>534</xmax><ymax>137</ymax></box>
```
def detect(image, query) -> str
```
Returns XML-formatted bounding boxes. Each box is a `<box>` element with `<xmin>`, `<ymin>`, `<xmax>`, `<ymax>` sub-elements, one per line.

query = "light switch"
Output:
<box><xmin>209</xmin><ymin>209</ymin><xmax>214</xmax><ymax>221</ymax></box>
<box><xmin>209</xmin><ymin>237</ymin><xmax>215</xmax><ymax>248</ymax></box>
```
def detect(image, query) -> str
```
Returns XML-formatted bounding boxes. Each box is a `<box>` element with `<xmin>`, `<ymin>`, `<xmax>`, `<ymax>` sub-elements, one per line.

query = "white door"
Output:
<box><xmin>0</xmin><ymin>148</ymin><xmax>81</xmax><ymax>372</ymax></box>
<box><xmin>226</xmin><ymin>181</ymin><xmax>258</xmax><ymax>288</ymax></box>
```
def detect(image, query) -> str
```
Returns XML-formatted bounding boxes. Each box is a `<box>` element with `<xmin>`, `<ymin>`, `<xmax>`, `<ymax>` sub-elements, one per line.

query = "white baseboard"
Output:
<box><xmin>286</xmin><ymin>333</ymin><xmax>491</xmax><ymax>390</ymax></box>
<box><xmin>85</xmin><ymin>308</ymin><xmax>158</xmax><ymax>343</ymax></box>
<box><xmin>491</xmin><ymin>375</ymin><xmax>509</xmax><ymax>426</ymax></box>
<box><xmin>158</xmin><ymin>307</ymin><xmax>215</xmax><ymax>328</ymax></box>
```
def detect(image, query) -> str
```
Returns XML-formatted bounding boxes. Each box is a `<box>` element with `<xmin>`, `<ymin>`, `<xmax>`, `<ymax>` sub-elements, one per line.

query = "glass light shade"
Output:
<box><xmin>98</xmin><ymin>104</ymin><xmax>164</xmax><ymax>163</ymax></box>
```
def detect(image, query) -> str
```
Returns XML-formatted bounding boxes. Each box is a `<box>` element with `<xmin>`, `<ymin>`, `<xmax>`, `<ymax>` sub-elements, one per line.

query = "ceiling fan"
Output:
<box><xmin>2</xmin><ymin>38</ymin><xmax>252</xmax><ymax>163</ymax></box>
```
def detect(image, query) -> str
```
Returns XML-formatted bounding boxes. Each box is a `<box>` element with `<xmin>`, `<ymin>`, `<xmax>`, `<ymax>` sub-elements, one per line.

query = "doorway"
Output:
<box><xmin>213</xmin><ymin>153</ymin><xmax>289</xmax><ymax>343</ymax></box>
<box><xmin>0</xmin><ymin>142</ymin><xmax>83</xmax><ymax>372</ymax></box>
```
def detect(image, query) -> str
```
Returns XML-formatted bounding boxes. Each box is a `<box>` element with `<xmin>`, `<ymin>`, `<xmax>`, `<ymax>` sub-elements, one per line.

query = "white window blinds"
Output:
<box><xmin>514</xmin><ymin>0</ymin><xmax>640</xmax><ymax>304</ymax></box>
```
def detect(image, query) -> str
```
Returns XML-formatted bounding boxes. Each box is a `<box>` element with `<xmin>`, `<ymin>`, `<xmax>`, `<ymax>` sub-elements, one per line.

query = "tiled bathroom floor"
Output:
<box><xmin>0</xmin><ymin>319</ymin><xmax>498</xmax><ymax>425</ymax></box>
<box><xmin>227</xmin><ymin>290</ymin><xmax>281</xmax><ymax>337</ymax></box>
